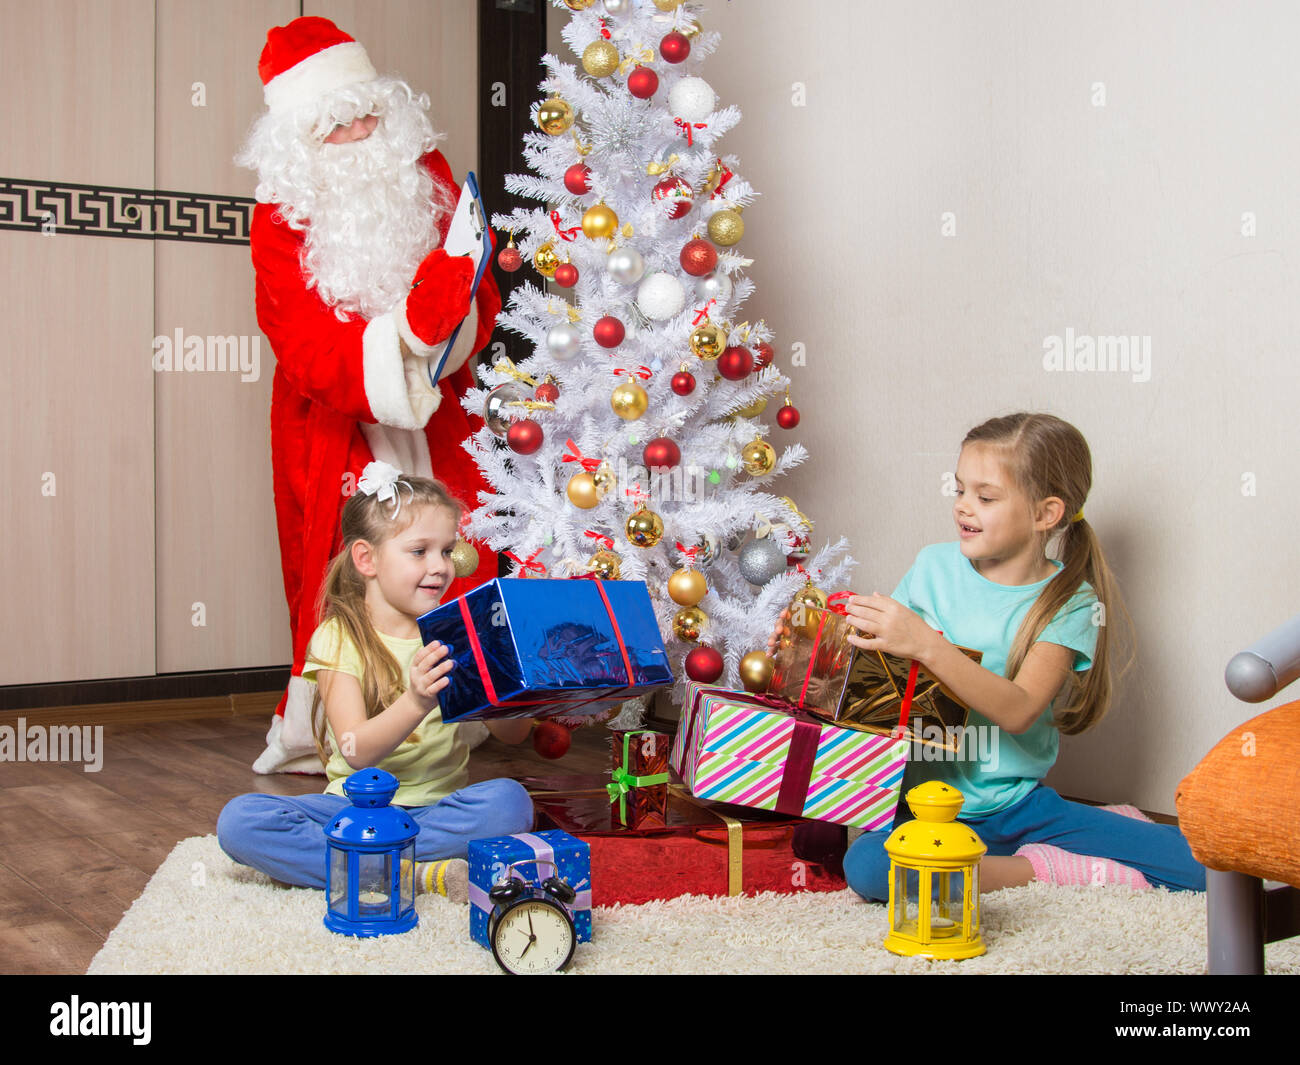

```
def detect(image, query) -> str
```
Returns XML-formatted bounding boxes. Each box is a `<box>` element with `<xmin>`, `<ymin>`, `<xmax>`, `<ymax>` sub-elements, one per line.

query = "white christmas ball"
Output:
<box><xmin>668</xmin><ymin>77</ymin><xmax>716</xmax><ymax>123</ymax></box>
<box><xmin>603</xmin><ymin>0</ymin><xmax>630</xmax><ymax>13</ymax></box>
<box><xmin>547</xmin><ymin>321</ymin><xmax>583</xmax><ymax>361</ymax></box>
<box><xmin>636</xmin><ymin>272</ymin><xmax>686</xmax><ymax>321</ymax></box>
<box><xmin>607</xmin><ymin>246</ymin><xmax>646</xmax><ymax>285</ymax></box>
<box><xmin>695</xmin><ymin>270</ymin><xmax>732</xmax><ymax>305</ymax></box>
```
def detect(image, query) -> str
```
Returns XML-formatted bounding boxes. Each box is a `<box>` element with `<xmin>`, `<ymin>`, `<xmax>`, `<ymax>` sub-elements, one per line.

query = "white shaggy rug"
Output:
<box><xmin>87</xmin><ymin>835</ymin><xmax>1300</xmax><ymax>975</ymax></box>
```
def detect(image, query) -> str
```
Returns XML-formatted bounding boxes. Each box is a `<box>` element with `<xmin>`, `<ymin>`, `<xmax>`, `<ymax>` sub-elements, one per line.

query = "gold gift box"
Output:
<box><xmin>770</xmin><ymin>606</ymin><xmax>982</xmax><ymax>748</ymax></box>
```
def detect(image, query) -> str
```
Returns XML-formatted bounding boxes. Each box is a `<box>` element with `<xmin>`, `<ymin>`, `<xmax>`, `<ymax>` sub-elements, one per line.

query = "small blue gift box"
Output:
<box><xmin>468</xmin><ymin>829</ymin><xmax>592</xmax><ymax>950</ymax></box>
<box><xmin>417</xmin><ymin>578</ymin><xmax>673</xmax><ymax>723</ymax></box>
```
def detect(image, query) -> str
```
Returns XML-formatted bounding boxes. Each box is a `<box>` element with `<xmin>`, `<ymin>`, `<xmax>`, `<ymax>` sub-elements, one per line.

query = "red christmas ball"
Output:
<box><xmin>679</xmin><ymin>237</ymin><xmax>718</xmax><ymax>277</ymax></box>
<box><xmin>652</xmin><ymin>176</ymin><xmax>694</xmax><ymax>220</ymax></box>
<box><xmin>507</xmin><ymin>418</ymin><xmax>544</xmax><ymax>455</ymax></box>
<box><xmin>718</xmin><ymin>345</ymin><xmax>753</xmax><ymax>381</ymax></box>
<box><xmin>563</xmin><ymin>163</ymin><xmax>591</xmax><ymax>195</ymax></box>
<box><xmin>554</xmin><ymin>262</ymin><xmax>579</xmax><ymax>288</ymax></box>
<box><xmin>685</xmin><ymin>645</ymin><xmax>724</xmax><ymax>683</ymax></box>
<box><xmin>660</xmin><ymin>31</ymin><xmax>690</xmax><ymax>64</ymax></box>
<box><xmin>777</xmin><ymin>403</ymin><xmax>801</xmax><ymax>429</ymax></box>
<box><xmin>671</xmin><ymin>370</ymin><xmax>696</xmax><ymax>396</ymax></box>
<box><xmin>533</xmin><ymin>719</ymin><xmax>572</xmax><ymax>760</ymax></box>
<box><xmin>643</xmin><ymin>436</ymin><xmax>681</xmax><ymax>471</ymax></box>
<box><xmin>593</xmin><ymin>315</ymin><xmax>626</xmax><ymax>348</ymax></box>
<box><xmin>535</xmin><ymin>382</ymin><xmax>559</xmax><ymax>404</ymax></box>
<box><xmin>627</xmin><ymin>65</ymin><xmax>659</xmax><ymax>99</ymax></box>
<box><xmin>497</xmin><ymin>246</ymin><xmax>523</xmax><ymax>273</ymax></box>
<box><xmin>752</xmin><ymin>341</ymin><xmax>774</xmax><ymax>370</ymax></box>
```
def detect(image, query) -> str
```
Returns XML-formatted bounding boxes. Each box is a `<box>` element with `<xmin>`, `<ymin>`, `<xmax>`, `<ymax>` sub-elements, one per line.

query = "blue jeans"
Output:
<box><xmin>216</xmin><ymin>778</ymin><xmax>534</xmax><ymax>890</ymax></box>
<box><xmin>843</xmin><ymin>784</ymin><xmax>1206</xmax><ymax>901</ymax></box>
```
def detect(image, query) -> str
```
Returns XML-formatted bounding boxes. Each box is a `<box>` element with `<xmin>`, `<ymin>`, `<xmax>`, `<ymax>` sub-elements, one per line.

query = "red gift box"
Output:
<box><xmin>609</xmin><ymin>728</ymin><xmax>669</xmax><ymax>830</ymax></box>
<box><xmin>525</xmin><ymin>774</ymin><xmax>847</xmax><ymax>906</ymax></box>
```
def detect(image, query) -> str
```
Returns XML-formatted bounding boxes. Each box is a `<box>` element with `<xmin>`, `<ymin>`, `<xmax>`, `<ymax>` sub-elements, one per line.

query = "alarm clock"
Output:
<box><xmin>487</xmin><ymin>858</ymin><xmax>578</xmax><ymax>975</ymax></box>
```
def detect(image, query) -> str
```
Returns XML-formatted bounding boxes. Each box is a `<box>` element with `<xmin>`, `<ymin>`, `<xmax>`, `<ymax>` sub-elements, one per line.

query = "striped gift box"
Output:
<box><xmin>670</xmin><ymin>682</ymin><xmax>908</xmax><ymax>831</ymax></box>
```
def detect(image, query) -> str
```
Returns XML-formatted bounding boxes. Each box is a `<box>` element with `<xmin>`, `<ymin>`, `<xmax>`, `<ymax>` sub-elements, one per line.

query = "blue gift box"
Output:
<box><xmin>417</xmin><ymin>578</ymin><xmax>674</xmax><ymax>722</ymax></box>
<box><xmin>468</xmin><ymin>830</ymin><xmax>592</xmax><ymax>950</ymax></box>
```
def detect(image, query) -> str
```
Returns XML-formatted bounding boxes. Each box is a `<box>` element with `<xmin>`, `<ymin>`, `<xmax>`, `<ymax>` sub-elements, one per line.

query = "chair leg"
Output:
<box><xmin>1207</xmin><ymin>869</ymin><xmax>1265</xmax><ymax>974</ymax></box>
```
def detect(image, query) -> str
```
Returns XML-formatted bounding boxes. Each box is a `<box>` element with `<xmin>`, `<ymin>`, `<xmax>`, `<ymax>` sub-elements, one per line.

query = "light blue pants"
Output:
<box><xmin>216</xmin><ymin>778</ymin><xmax>534</xmax><ymax>890</ymax></box>
<box><xmin>843</xmin><ymin>784</ymin><xmax>1206</xmax><ymax>901</ymax></box>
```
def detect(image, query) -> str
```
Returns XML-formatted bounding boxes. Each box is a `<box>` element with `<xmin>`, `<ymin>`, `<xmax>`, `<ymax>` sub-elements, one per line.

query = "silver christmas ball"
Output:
<box><xmin>737</xmin><ymin>538</ymin><xmax>787</xmax><ymax>585</ymax></box>
<box><xmin>483</xmin><ymin>382</ymin><xmax>530</xmax><ymax>437</ymax></box>
<box><xmin>547</xmin><ymin>321</ymin><xmax>583</xmax><ymax>361</ymax></box>
<box><xmin>607</xmin><ymin>246</ymin><xmax>646</xmax><ymax>285</ymax></box>
<box><xmin>695</xmin><ymin>270</ymin><xmax>733</xmax><ymax>305</ymax></box>
<box><xmin>693</xmin><ymin>533</ymin><xmax>720</xmax><ymax>568</ymax></box>
<box><xmin>603</xmin><ymin>0</ymin><xmax>630</xmax><ymax>13</ymax></box>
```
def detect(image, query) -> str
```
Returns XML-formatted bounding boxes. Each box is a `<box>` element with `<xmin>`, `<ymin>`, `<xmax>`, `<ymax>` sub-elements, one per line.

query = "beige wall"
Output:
<box><xmin>552</xmin><ymin>2</ymin><xmax>1299</xmax><ymax>813</ymax></box>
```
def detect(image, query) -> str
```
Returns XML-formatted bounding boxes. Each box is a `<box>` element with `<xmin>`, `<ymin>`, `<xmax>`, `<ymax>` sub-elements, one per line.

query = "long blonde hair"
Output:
<box><xmin>309</xmin><ymin>475</ymin><xmax>463</xmax><ymax>763</ymax></box>
<box><xmin>961</xmin><ymin>413</ymin><xmax>1134</xmax><ymax>734</ymax></box>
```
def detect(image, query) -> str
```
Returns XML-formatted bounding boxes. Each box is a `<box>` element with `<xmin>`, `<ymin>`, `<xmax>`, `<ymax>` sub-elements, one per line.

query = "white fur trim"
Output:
<box><xmin>264</xmin><ymin>41</ymin><xmax>378</xmax><ymax>115</ymax></box>
<box><xmin>395</xmin><ymin>293</ymin><xmax>438</xmax><ymax>358</ymax></box>
<box><xmin>362</xmin><ymin>312</ymin><xmax>425</xmax><ymax>430</ymax></box>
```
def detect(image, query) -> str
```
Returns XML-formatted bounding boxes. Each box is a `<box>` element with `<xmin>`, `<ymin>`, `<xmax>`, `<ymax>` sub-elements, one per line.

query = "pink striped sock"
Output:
<box><xmin>1100</xmin><ymin>803</ymin><xmax>1154</xmax><ymax>823</ymax></box>
<box><xmin>1016</xmin><ymin>843</ymin><xmax>1151</xmax><ymax>889</ymax></box>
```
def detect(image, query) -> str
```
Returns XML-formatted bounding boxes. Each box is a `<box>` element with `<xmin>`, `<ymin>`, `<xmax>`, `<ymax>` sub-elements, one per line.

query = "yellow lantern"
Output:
<box><xmin>883</xmin><ymin>781</ymin><xmax>987</xmax><ymax>960</ymax></box>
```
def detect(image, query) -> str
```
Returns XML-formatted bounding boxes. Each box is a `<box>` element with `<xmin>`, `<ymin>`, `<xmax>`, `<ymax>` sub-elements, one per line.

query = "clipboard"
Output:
<box><xmin>427</xmin><ymin>171</ymin><xmax>492</xmax><ymax>389</ymax></box>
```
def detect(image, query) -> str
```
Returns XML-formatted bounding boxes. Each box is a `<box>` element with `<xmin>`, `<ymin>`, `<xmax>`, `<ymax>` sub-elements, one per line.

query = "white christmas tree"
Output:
<box><xmin>463</xmin><ymin>0</ymin><xmax>854</xmax><ymax>708</ymax></box>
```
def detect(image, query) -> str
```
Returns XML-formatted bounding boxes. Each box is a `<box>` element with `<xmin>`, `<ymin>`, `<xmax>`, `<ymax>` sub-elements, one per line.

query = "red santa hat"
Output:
<box><xmin>258</xmin><ymin>16</ymin><xmax>379</xmax><ymax>115</ymax></box>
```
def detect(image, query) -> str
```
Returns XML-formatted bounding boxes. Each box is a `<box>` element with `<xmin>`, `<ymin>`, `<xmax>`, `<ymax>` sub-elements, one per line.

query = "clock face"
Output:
<box><xmin>491</xmin><ymin>898</ymin><xmax>576</xmax><ymax>975</ymax></box>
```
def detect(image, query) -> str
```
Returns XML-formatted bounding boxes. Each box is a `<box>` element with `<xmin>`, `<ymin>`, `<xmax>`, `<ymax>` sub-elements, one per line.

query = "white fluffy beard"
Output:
<box><xmin>240</xmin><ymin>80</ymin><xmax>453</xmax><ymax>320</ymax></box>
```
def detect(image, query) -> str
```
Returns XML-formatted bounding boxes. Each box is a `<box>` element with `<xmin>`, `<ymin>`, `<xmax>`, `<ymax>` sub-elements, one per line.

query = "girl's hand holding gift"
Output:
<box><xmin>765</xmin><ymin>608</ymin><xmax>792</xmax><ymax>657</ymax></box>
<box><xmin>410</xmin><ymin>640</ymin><xmax>455</xmax><ymax>712</ymax></box>
<box><xmin>843</xmin><ymin>593</ymin><xmax>943</xmax><ymax>664</ymax></box>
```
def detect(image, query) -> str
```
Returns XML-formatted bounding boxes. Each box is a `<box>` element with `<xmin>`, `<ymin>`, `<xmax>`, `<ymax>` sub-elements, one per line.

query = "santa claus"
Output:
<box><xmin>237</xmin><ymin>16</ymin><xmax>501</xmax><ymax>773</ymax></box>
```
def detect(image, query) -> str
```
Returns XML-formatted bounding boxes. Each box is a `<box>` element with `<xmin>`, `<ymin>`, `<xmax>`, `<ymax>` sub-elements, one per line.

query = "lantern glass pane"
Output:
<box><xmin>892</xmin><ymin>866</ymin><xmax>908</xmax><ymax>930</ymax></box>
<box><xmin>932</xmin><ymin>870</ymin><xmax>962</xmax><ymax>938</ymax></box>
<box><xmin>970</xmin><ymin>864</ymin><xmax>980</xmax><ymax>931</ymax></box>
<box><xmin>400</xmin><ymin>842</ymin><xmax>415</xmax><ymax>910</ymax></box>
<box><xmin>357</xmin><ymin>852</ymin><xmax>392</xmax><ymax>916</ymax></box>
<box><xmin>328</xmin><ymin>847</ymin><xmax>348</xmax><ymax>912</ymax></box>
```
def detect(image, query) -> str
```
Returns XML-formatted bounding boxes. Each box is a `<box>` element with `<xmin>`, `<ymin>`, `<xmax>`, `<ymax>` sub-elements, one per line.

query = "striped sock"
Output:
<box><xmin>1100</xmin><ymin>803</ymin><xmax>1154</xmax><ymax>823</ymax></box>
<box><xmin>1016</xmin><ymin>843</ymin><xmax>1150</xmax><ymax>889</ymax></box>
<box><xmin>413</xmin><ymin>859</ymin><xmax>469</xmax><ymax>903</ymax></box>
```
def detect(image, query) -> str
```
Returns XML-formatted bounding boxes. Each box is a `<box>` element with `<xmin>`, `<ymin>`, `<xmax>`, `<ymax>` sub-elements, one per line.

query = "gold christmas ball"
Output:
<box><xmin>689</xmin><ymin>321</ymin><xmax>726</xmax><ymax>360</ymax></box>
<box><xmin>565</xmin><ymin>0</ymin><xmax>596</xmax><ymax>9</ymax></box>
<box><xmin>667</xmin><ymin>567</ymin><xmax>707</xmax><ymax>607</ymax></box>
<box><xmin>734</xmin><ymin>396</ymin><xmax>768</xmax><ymax>419</ymax></box>
<box><xmin>536</xmin><ymin>97</ymin><xmax>575</xmax><ymax>136</ymax></box>
<box><xmin>592</xmin><ymin>461</ymin><xmax>617</xmax><ymax>497</ymax></box>
<box><xmin>582</xmin><ymin>40</ymin><xmax>620</xmax><ymax>78</ymax></box>
<box><xmin>450</xmin><ymin>538</ymin><xmax>479</xmax><ymax>579</ymax></box>
<box><xmin>533</xmin><ymin>241</ymin><xmax>560</xmax><ymax>278</ymax></box>
<box><xmin>566</xmin><ymin>471</ymin><xmax>601</xmax><ymax>509</ymax></box>
<box><xmin>791</xmin><ymin>584</ymin><xmax>829</xmax><ymax>636</ymax></box>
<box><xmin>741</xmin><ymin>437</ymin><xmax>776</xmax><ymax>476</ymax></box>
<box><xmin>707</xmin><ymin>207</ymin><xmax>745</xmax><ymax>246</ymax></box>
<box><xmin>611</xmin><ymin>378</ymin><xmax>649</xmax><ymax>420</ymax></box>
<box><xmin>582</xmin><ymin>202</ymin><xmax>619</xmax><ymax>239</ymax></box>
<box><xmin>682</xmin><ymin>20</ymin><xmax>702</xmax><ymax>38</ymax></box>
<box><xmin>673</xmin><ymin>605</ymin><xmax>709</xmax><ymax>643</ymax></box>
<box><xmin>587</xmin><ymin>549</ymin><xmax>622</xmax><ymax>580</ymax></box>
<box><xmin>625</xmin><ymin>505</ymin><xmax>664</xmax><ymax>548</ymax></box>
<box><xmin>653</xmin><ymin>0</ymin><xmax>685</xmax><ymax>10</ymax></box>
<box><xmin>739</xmin><ymin>650</ymin><xmax>775</xmax><ymax>693</ymax></box>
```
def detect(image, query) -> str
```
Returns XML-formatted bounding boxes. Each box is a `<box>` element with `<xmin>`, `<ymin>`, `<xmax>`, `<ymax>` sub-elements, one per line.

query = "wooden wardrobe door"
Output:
<box><xmin>0</xmin><ymin>0</ymin><xmax>157</xmax><ymax>685</ymax></box>
<box><xmin>152</xmin><ymin>0</ymin><xmax>296</xmax><ymax>673</ymax></box>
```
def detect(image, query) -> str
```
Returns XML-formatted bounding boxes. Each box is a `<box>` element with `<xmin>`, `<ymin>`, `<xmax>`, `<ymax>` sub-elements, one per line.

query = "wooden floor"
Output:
<box><xmin>0</xmin><ymin>708</ymin><xmax>612</xmax><ymax>975</ymax></box>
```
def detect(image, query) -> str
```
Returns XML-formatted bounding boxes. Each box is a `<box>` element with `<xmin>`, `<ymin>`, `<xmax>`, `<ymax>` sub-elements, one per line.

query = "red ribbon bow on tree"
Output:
<box><xmin>675</xmin><ymin>541</ymin><xmax>700</xmax><ymax>564</ymax></box>
<box><xmin>710</xmin><ymin>159</ymin><xmax>735</xmax><ymax>199</ymax></box>
<box><xmin>612</xmin><ymin>366</ymin><xmax>653</xmax><ymax>380</ymax></box>
<box><xmin>691</xmin><ymin>299</ymin><xmax>717</xmax><ymax>326</ymax></box>
<box><xmin>585</xmin><ymin>531</ymin><xmax>615</xmax><ymax>550</ymax></box>
<box><xmin>504</xmin><ymin>549</ymin><xmax>547</xmax><ymax>577</ymax></box>
<box><xmin>562</xmin><ymin>439</ymin><xmax>601</xmax><ymax>471</ymax></box>
<box><xmin>673</xmin><ymin>118</ymin><xmax>708</xmax><ymax>146</ymax></box>
<box><xmin>549</xmin><ymin>210</ymin><xmax>582</xmax><ymax>242</ymax></box>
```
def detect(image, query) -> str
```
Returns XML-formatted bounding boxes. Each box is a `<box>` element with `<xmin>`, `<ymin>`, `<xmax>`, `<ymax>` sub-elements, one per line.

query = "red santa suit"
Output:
<box><xmin>249</xmin><ymin>147</ymin><xmax>501</xmax><ymax>772</ymax></box>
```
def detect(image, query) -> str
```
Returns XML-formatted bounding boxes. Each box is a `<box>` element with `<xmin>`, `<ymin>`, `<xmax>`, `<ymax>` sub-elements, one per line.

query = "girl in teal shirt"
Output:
<box><xmin>840</xmin><ymin>413</ymin><xmax>1204</xmax><ymax>899</ymax></box>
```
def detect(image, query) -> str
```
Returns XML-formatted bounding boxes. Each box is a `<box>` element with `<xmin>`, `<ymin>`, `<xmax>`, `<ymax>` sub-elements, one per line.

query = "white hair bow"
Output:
<box><xmin>357</xmin><ymin>460</ymin><xmax>413</xmax><ymax>518</ymax></box>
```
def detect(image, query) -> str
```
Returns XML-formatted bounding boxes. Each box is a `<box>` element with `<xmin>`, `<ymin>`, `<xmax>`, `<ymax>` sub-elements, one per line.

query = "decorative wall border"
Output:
<box><xmin>0</xmin><ymin>177</ymin><xmax>255</xmax><ymax>245</ymax></box>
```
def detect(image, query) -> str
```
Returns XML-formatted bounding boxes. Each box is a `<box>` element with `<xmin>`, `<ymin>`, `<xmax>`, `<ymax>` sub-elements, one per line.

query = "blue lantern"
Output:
<box><xmin>324</xmin><ymin>768</ymin><xmax>418</xmax><ymax>937</ymax></box>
